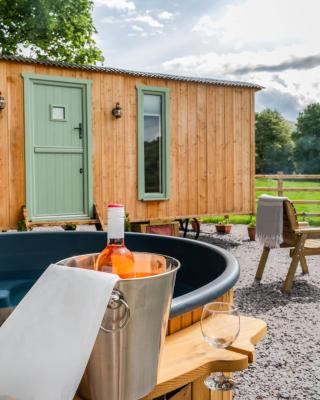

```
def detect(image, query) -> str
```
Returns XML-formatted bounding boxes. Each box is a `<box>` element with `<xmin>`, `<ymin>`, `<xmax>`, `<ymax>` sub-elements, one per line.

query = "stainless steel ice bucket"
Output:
<box><xmin>57</xmin><ymin>252</ymin><xmax>180</xmax><ymax>400</ymax></box>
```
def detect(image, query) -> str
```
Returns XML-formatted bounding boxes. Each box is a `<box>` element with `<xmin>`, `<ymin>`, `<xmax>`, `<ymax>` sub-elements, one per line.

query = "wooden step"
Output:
<box><xmin>29</xmin><ymin>219</ymin><xmax>100</xmax><ymax>227</ymax></box>
<box><xmin>21</xmin><ymin>204</ymin><xmax>106</xmax><ymax>231</ymax></box>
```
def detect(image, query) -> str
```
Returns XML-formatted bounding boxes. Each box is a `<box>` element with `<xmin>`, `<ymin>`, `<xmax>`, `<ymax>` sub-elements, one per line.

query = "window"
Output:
<box><xmin>50</xmin><ymin>105</ymin><xmax>66</xmax><ymax>121</ymax></box>
<box><xmin>137</xmin><ymin>86</ymin><xmax>170</xmax><ymax>200</ymax></box>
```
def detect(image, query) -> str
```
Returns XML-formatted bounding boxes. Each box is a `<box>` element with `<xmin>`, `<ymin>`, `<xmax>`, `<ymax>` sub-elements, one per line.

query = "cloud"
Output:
<box><xmin>272</xmin><ymin>75</ymin><xmax>287</xmax><ymax>89</ymax></box>
<box><xmin>100</xmin><ymin>9</ymin><xmax>165</xmax><ymax>34</ymax></box>
<box><xmin>95</xmin><ymin>0</ymin><xmax>135</xmax><ymax>11</ymax></box>
<box><xmin>128</xmin><ymin>25</ymin><xmax>148</xmax><ymax>37</ymax></box>
<box><xmin>162</xmin><ymin>48</ymin><xmax>320</xmax><ymax>78</ymax></box>
<box><xmin>192</xmin><ymin>15</ymin><xmax>217</xmax><ymax>36</ymax></box>
<box><xmin>132</xmin><ymin>25</ymin><xmax>144</xmax><ymax>32</ymax></box>
<box><xmin>98</xmin><ymin>5</ymin><xmax>166</xmax><ymax>36</ymax></box>
<box><xmin>233</xmin><ymin>54</ymin><xmax>320</xmax><ymax>74</ymax></box>
<box><xmin>163</xmin><ymin>0</ymin><xmax>320</xmax><ymax>120</ymax></box>
<box><xmin>162</xmin><ymin>48</ymin><xmax>320</xmax><ymax>120</ymax></box>
<box><xmin>94</xmin><ymin>0</ymin><xmax>320</xmax><ymax>120</ymax></box>
<box><xmin>129</xmin><ymin>15</ymin><xmax>163</xmax><ymax>28</ymax></box>
<box><xmin>128</xmin><ymin>32</ymin><xmax>148</xmax><ymax>37</ymax></box>
<box><xmin>101</xmin><ymin>16</ymin><xmax>117</xmax><ymax>24</ymax></box>
<box><xmin>158</xmin><ymin>11</ymin><xmax>174</xmax><ymax>20</ymax></box>
<box><xmin>256</xmin><ymin>89</ymin><xmax>301</xmax><ymax>121</ymax></box>
<box><xmin>192</xmin><ymin>0</ymin><xmax>320</xmax><ymax>50</ymax></box>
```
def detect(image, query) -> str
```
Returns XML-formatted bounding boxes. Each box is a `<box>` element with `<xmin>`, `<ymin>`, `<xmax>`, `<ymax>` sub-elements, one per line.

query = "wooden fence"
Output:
<box><xmin>256</xmin><ymin>172</ymin><xmax>320</xmax><ymax>217</ymax></box>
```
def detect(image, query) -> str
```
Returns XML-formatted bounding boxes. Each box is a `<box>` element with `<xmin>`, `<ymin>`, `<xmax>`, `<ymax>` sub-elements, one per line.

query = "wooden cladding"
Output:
<box><xmin>167</xmin><ymin>289</ymin><xmax>234</xmax><ymax>336</ymax></box>
<box><xmin>0</xmin><ymin>60</ymin><xmax>256</xmax><ymax>228</ymax></box>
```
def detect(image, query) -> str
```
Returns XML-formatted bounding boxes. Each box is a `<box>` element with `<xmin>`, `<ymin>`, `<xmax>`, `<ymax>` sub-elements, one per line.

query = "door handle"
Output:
<box><xmin>79</xmin><ymin>168</ymin><xmax>84</xmax><ymax>174</ymax></box>
<box><xmin>74</xmin><ymin>122</ymin><xmax>83</xmax><ymax>139</ymax></box>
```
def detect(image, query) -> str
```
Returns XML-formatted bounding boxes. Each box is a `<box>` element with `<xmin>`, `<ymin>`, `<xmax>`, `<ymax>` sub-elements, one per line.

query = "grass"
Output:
<box><xmin>201</xmin><ymin>215</ymin><xmax>253</xmax><ymax>224</ymax></box>
<box><xmin>201</xmin><ymin>178</ymin><xmax>320</xmax><ymax>226</ymax></box>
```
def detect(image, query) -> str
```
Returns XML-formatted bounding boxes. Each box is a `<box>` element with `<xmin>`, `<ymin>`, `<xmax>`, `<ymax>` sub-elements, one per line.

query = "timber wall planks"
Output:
<box><xmin>0</xmin><ymin>60</ymin><xmax>256</xmax><ymax>228</ymax></box>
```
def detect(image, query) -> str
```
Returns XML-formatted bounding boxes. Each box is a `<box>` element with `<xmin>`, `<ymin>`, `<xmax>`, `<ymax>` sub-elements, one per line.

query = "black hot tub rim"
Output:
<box><xmin>0</xmin><ymin>231</ymin><xmax>239</xmax><ymax>318</ymax></box>
<box><xmin>124</xmin><ymin>232</ymin><xmax>240</xmax><ymax>318</ymax></box>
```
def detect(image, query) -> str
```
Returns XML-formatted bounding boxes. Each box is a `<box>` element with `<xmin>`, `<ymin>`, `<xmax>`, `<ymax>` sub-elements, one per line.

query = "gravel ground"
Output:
<box><xmin>200</xmin><ymin>224</ymin><xmax>320</xmax><ymax>400</ymax></box>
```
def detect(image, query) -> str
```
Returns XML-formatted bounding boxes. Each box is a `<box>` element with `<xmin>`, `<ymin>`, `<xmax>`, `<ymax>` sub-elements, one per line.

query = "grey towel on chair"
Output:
<box><xmin>256</xmin><ymin>195</ymin><xmax>287</xmax><ymax>248</ymax></box>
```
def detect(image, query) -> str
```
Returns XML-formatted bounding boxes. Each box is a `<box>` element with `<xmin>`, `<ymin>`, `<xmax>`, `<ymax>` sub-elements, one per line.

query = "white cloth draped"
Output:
<box><xmin>0</xmin><ymin>264</ymin><xmax>119</xmax><ymax>400</ymax></box>
<box><xmin>256</xmin><ymin>194</ymin><xmax>287</xmax><ymax>248</ymax></box>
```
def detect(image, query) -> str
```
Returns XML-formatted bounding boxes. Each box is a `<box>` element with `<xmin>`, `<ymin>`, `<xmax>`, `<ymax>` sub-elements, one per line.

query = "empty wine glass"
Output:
<box><xmin>201</xmin><ymin>302</ymin><xmax>240</xmax><ymax>391</ymax></box>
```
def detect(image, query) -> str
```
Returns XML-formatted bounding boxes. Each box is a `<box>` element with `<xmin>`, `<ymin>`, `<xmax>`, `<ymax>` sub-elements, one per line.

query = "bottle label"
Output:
<box><xmin>108</xmin><ymin>206</ymin><xmax>125</xmax><ymax>240</ymax></box>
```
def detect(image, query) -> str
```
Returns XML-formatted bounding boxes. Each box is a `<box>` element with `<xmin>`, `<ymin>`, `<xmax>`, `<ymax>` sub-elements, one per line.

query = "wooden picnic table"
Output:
<box><xmin>75</xmin><ymin>315</ymin><xmax>266</xmax><ymax>400</ymax></box>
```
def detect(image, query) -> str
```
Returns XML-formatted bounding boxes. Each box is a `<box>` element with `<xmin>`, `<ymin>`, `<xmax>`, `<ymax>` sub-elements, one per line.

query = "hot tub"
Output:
<box><xmin>0</xmin><ymin>232</ymin><xmax>239</xmax><ymax>322</ymax></box>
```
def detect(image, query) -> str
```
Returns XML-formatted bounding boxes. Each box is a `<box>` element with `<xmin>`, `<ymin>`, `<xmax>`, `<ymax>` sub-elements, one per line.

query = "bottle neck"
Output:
<box><xmin>108</xmin><ymin>238</ymin><xmax>125</xmax><ymax>246</ymax></box>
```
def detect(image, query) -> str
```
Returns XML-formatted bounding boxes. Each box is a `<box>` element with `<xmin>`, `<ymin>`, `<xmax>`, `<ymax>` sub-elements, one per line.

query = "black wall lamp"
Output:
<box><xmin>112</xmin><ymin>102</ymin><xmax>122</xmax><ymax>118</ymax></box>
<box><xmin>0</xmin><ymin>92</ymin><xmax>5</xmax><ymax>110</ymax></box>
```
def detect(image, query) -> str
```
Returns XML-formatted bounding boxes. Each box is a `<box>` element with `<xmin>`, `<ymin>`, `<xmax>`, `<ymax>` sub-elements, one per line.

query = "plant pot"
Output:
<box><xmin>247</xmin><ymin>226</ymin><xmax>256</xmax><ymax>241</ymax></box>
<box><xmin>215</xmin><ymin>224</ymin><xmax>232</xmax><ymax>234</ymax></box>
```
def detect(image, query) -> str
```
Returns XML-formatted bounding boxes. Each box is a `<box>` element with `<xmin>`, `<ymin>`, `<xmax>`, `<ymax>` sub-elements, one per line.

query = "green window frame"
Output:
<box><xmin>137</xmin><ymin>85</ymin><xmax>170</xmax><ymax>201</ymax></box>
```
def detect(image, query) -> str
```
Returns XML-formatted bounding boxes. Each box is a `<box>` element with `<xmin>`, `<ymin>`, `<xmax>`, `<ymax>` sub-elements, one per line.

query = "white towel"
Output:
<box><xmin>256</xmin><ymin>195</ymin><xmax>287</xmax><ymax>248</ymax></box>
<box><xmin>0</xmin><ymin>264</ymin><xmax>119</xmax><ymax>400</ymax></box>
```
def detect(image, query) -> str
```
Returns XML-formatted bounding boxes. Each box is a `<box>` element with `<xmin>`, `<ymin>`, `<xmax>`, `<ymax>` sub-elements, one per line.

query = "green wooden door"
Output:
<box><xmin>23</xmin><ymin>74</ymin><xmax>92</xmax><ymax>221</ymax></box>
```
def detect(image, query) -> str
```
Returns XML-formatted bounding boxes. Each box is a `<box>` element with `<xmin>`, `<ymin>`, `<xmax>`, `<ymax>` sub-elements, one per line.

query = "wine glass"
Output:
<box><xmin>200</xmin><ymin>302</ymin><xmax>240</xmax><ymax>391</ymax></box>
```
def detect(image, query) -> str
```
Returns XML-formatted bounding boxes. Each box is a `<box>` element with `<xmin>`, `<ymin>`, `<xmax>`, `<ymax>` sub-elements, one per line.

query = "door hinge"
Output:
<box><xmin>79</xmin><ymin>168</ymin><xmax>84</xmax><ymax>174</ymax></box>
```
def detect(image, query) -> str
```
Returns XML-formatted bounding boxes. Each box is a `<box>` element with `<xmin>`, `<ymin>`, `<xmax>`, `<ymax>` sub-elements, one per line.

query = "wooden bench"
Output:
<box><xmin>255</xmin><ymin>199</ymin><xmax>320</xmax><ymax>292</ymax></box>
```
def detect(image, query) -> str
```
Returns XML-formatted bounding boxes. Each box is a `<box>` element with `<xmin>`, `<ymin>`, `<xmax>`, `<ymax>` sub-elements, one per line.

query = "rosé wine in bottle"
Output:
<box><xmin>95</xmin><ymin>204</ymin><xmax>135</xmax><ymax>278</ymax></box>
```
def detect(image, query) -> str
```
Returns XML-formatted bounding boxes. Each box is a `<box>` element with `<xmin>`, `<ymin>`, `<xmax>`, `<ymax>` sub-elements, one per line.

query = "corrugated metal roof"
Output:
<box><xmin>0</xmin><ymin>54</ymin><xmax>263</xmax><ymax>90</ymax></box>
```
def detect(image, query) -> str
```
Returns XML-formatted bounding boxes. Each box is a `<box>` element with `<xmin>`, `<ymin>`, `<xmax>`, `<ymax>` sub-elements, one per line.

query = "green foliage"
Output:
<box><xmin>256</xmin><ymin>178</ymin><xmax>320</xmax><ymax>224</ymax></box>
<box><xmin>124</xmin><ymin>213</ymin><xmax>131</xmax><ymax>232</ymax></box>
<box><xmin>201</xmin><ymin>215</ymin><xmax>252</xmax><ymax>224</ymax></box>
<box><xmin>63</xmin><ymin>223</ymin><xmax>77</xmax><ymax>231</ymax></box>
<box><xmin>17</xmin><ymin>219</ymin><xmax>27</xmax><ymax>231</ymax></box>
<box><xmin>202</xmin><ymin>178</ymin><xmax>320</xmax><ymax>227</ymax></box>
<box><xmin>300</xmin><ymin>211</ymin><xmax>308</xmax><ymax>222</ymax></box>
<box><xmin>0</xmin><ymin>0</ymin><xmax>103</xmax><ymax>64</ymax></box>
<box><xmin>293</xmin><ymin>103</ymin><xmax>320</xmax><ymax>173</ymax></box>
<box><xmin>222</xmin><ymin>216</ymin><xmax>230</xmax><ymax>224</ymax></box>
<box><xmin>215</xmin><ymin>216</ymin><xmax>230</xmax><ymax>225</ymax></box>
<box><xmin>255</xmin><ymin>109</ymin><xmax>294</xmax><ymax>173</ymax></box>
<box><xmin>248</xmin><ymin>215</ymin><xmax>256</xmax><ymax>227</ymax></box>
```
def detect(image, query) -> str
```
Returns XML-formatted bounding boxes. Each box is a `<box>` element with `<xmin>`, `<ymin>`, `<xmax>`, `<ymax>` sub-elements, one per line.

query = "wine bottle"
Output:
<box><xmin>95</xmin><ymin>204</ymin><xmax>135</xmax><ymax>278</ymax></box>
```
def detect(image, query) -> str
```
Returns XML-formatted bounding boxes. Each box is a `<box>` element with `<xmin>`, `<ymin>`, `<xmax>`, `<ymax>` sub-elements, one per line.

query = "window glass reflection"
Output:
<box><xmin>144</xmin><ymin>95</ymin><xmax>162</xmax><ymax>193</ymax></box>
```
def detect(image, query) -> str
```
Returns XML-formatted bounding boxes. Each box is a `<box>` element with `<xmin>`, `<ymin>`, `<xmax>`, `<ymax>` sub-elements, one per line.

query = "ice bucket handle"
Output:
<box><xmin>100</xmin><ymin>289</ymin><xmax>130</xmax><ymax>333</ymax></box>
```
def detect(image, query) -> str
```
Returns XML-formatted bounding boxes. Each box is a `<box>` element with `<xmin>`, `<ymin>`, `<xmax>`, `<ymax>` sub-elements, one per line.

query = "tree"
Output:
<box><xmin>293</xmin><ymin>103</ymin><xmax>320</xmax><ymax>173</ymax></box>
<box><xmin>0</xmin><ymin>0</ymin><xmax>103</xmax><ymax>64</ymax></box>
<box><xmin>255</xmin><ymin>109</ymin><xmax>294</xmax><ymax>173</ymax></box>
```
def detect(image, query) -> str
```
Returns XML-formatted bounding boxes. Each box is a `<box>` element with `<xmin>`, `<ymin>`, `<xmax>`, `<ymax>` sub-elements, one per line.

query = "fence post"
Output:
<box><xmin>277</xmin><ymin>171</ymin><xmax>283</xmax><ymax>196</ymax></box>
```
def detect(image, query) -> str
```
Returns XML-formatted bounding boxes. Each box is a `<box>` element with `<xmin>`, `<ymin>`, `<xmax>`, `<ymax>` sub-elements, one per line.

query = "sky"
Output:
<box><xmin>92</xmin><ymin>0</ymin><xmax>320</xmax><ymax>121</ymax></box>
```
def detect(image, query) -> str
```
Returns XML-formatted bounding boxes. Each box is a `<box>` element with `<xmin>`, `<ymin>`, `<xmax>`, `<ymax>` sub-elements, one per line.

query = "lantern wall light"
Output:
<box><xmin>112</xmin><ymin>102</ymin><xmax>122</xmax><ymax>118</ymax></box>
<box><xmin>0</xmin><ymin>92</ymin><xmax>5</xmax><ymax>110</ymax></box>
